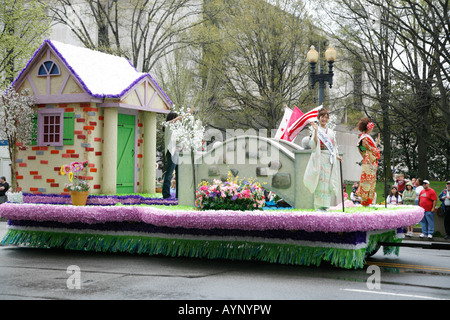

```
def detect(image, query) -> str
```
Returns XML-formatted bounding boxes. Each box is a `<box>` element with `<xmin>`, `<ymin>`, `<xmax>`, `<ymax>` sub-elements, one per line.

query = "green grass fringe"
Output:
<box><xmin>1</xmin><ymin>229</ymin><xmax>401</xmax><ymax>269</ymax></box>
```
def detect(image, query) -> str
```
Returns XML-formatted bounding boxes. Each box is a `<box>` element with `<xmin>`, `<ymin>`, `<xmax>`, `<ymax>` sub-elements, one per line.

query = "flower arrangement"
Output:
<box><xmin>60</xmin><ymin>161</ymin><xmax>90</xmax><ymax>192</ymax></box>
<box><xmin>195</xmin><ymin>173</ymin><xmax>265</xmax><ymax>211</ymax></box>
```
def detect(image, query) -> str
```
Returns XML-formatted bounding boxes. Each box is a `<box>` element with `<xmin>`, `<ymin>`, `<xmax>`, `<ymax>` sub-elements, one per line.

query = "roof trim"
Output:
<box><xmin>11</xmin><ymin>39</ymin><xmax>173</xmax><ymax>107</ymax></box>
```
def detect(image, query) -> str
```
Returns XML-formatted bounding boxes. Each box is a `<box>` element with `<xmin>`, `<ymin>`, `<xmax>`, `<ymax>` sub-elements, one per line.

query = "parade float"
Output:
<box><xmin>0</xmin><ymin>199</ymin><xmax>424</xmax><ymax>269</ymax></box>
<box><xmin>0</xmin><ymin>131</ymin><xmax>425</xmax><ymax>270</ymax></box>
<box><xmin>0</xmin><ymin>40</ymin><xmax>425</xmax><ymax>269</ymax></box>
<box><xmin>0</xmin><ymin>105</ymin><xmax>425</xmax><ymax>270</ymax></box>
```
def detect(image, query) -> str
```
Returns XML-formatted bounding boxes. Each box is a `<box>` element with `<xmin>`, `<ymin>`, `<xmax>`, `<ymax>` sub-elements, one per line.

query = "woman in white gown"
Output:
<box><xmin>304</xmin><ymin>108</ymin><xmax>342</xmax><ymax>211</ymax></box>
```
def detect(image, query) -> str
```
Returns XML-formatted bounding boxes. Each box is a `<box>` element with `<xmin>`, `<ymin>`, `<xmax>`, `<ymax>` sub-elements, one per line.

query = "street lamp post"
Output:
<box><xmin>307</xmin><ymin>45</ymin><xmax>337</xmax><ymax>106</ymax></box>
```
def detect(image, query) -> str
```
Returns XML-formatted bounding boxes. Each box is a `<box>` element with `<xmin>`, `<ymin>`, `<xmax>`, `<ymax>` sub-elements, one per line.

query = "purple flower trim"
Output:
<box><xmin>8</xmin><ymin>220</ymin><xmax>368</xmax><ymax>245</ymax></box>
<box><xmin>22</xmin><ymin>193</ymin><xmax>177</xmax><ymax>206</ymax></box>
<box><xmin>0</xmin><ymin>203</ymin><xmax>425</xmax><ymax>233</ymax></box>
<box><xmin>45</xmin><ymin>40</ymin><xmax>96</xmax><ymax>96</ymax></box>
<box><xmin>10</xmin><ymin>41</ymin><xmax>49</xmax><ymax>90</ymax></box>
<box><xmin>146</xmin><ymin>73</ymin><xmax>173</xmax><ymax>106</ymax></box>
<box><xmin>126</xmin><ymin>58</ymin><xmax>137</xmax><ymax>71</ymax></box>
<box><xmin>105</xmin><ymin>73</ymin><xmax>173</xmax><ymax>106</ymax></box>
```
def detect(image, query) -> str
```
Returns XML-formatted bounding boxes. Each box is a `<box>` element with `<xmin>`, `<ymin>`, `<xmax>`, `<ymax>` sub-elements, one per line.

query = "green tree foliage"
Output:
<box><xmin>0</xmin><ymin>0</ymin><xmax>51</xmax><ymax>87</ymax></box>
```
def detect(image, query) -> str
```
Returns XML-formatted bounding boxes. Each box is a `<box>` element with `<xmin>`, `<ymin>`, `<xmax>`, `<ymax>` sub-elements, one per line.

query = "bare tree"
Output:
<box><xmin>43</xmin><ymin>0</ymin><xmax>204</xmax><ymax>72</ymax></box>
<box><xmin>318</xmin><ymin>0</ymin><xmax>397</xmax><ymax>179</ymax></box>
<box><xmin>320</xmin><ymin>0</ymin><xmax>449</xmax><ymax>179</ymax></box>
<box><xmin>128</xmin><ymin>0</ymin><xmax>203</xmax><ymax>72</ymax></box>
<box><xmin>197</xmin><ymin>0</ymin><xmax>315</xmax><ymax>135</ymax></box>
<box><xmin>40</xmin><ymin>0</ymin><xmax>125</xmax><ymax>54</ymax></box>
<box><xmin>366</xmin><ymin>0</ymin><xmax>450</xmax><ymax>177</ymax></box>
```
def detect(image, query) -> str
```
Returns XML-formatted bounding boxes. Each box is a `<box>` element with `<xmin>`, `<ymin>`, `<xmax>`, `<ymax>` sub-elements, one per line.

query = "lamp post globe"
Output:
<box><xmin>307</xmin><ymin>44</ymin><xmax>337</xmax><ymax>106</ymax></box>
<box><xmin>325</xmin><ymin>46</ymin><xmax>337</xmax><ymax>62</ymax></box>
<box><xmin>307</xmin><ymin>45</ymin><xmax>319</xmax><ymax>63</ymax></box>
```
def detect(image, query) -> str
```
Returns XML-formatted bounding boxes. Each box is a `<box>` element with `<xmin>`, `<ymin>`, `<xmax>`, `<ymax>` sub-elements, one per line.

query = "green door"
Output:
<box><xmin>117</xmin><ymin>114</ymin><xmax>135</xmax><ymax>194</ymax></box>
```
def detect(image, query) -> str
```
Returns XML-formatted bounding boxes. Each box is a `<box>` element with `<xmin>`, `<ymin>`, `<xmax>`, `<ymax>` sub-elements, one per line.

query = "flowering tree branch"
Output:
<box><xmin>163</xmin><ymin>105</ymin><xmax>204</xmax><ymax>152</ymax></box>
<box><xmin>0</xmin><ymin>88</ymin><xmax>36</xmax><ymax>192</ymax></box>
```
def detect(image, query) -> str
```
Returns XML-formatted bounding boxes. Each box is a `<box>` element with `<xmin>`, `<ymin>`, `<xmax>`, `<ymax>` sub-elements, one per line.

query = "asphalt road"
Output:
<box><xmin>0</xmin><ymin>221</ymin><xmax>449</xmax><ymax>303</ymax></box>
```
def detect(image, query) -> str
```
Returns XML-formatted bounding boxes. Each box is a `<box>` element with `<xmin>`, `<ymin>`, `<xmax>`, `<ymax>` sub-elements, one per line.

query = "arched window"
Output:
<box><xmin>38</xmin><ymin>60</ymin><xmax>60</xmax><ymax>76</ymax></box>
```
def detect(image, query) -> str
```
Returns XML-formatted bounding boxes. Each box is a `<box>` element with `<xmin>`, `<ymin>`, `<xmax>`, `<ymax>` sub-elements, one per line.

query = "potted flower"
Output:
<box><xmin>61</xmin><ymin>160</ymin><xmax>90</xmax><ymax>206</ymax></box>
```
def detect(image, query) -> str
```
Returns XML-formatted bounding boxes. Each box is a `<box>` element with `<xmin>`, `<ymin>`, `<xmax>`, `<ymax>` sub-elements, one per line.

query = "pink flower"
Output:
<box><xmin>241</xmin><ymin>189</ymin><xmax>251</xmax><ymax>198</ymax></box>
<box><xmin>71</xmin><ymin>161</ymin><xmax>84</xmax><ymax>173</ymax></box>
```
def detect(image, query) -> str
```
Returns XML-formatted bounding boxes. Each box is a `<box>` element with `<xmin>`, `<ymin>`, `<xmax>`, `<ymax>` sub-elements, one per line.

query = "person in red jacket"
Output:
<box><xmin>418</xmin><ymin>180</ymin><xmax>437</xmax><ymax>239</ymax></box>
<box><xmin>393</xmin><ymin>172</ymin><xmax>406</xmax><ymax>195</ymax></box>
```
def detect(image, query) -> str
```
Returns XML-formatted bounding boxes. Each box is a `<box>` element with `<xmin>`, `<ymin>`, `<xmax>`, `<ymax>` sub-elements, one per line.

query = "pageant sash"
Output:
<box><xmin>317</xmin><ymin>126</ymin><xmax>335</xmax><ymax>164</ymax></box>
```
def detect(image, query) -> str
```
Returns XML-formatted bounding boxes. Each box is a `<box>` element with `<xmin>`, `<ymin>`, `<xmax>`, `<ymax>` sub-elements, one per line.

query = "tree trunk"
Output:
<box><xmin>415</xmin><ymin>78</ymin><xmax>433</xmax><ymax>178</ymax></box>
<box><xmin>8</xmin><ymin>138</ymin><xmax>17</xmax><ymax>192</ymax></box>
<box><xmin>381</xmin><ymin>101</ymin><xmax>391</xmax><ymax>197</ymax></box>
<box><xmin>191</xmin><ymin>150</ymin><xmax>196</xmax><ymax>204</ymax></box>
<box><xmin>416</xmin><ymin>109</ymin><xmax>430</xmax><ymax>178</ymax></box>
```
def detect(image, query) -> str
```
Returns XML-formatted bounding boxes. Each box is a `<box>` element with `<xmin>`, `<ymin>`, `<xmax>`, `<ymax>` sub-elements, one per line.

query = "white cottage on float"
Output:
<box><xmin>11</xmin><ymin>39</ymin><xmax>172</xmax><ymax>195</ymax></box>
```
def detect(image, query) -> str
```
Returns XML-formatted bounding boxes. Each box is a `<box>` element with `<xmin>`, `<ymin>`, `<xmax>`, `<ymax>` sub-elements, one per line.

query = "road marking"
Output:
<box><xmin>341</xmin><ymin>288</ymin><xmax>446</xmax><ymax>300</ymax></box>
<box><xmin>366</xmin><ymin>261</ymin><xmax>450</xmax><ymax>273</ymax></box>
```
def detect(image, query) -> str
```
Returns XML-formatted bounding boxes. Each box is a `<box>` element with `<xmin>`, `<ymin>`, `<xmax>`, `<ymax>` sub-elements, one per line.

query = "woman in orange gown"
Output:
<box><xmin>355</xmin><ymin>118</ymin><xmax>381</xmax><ymax>206</ymax></box>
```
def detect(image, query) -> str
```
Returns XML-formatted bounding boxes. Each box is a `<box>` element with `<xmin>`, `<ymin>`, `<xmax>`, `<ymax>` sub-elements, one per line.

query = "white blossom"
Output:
<box><xmin>0</xmin><ymin>87</ymin><xmax>36</xmax><ymax>144</ymax></box>
<box><xmin>0</xmin><ymin>87</ymin><xmax>36</xmax><ymax>191</ymax></box>
<box><xmin>162</xmin><ymin>105</ymin><xmax>205</xmax><ymax>152</ymax></box>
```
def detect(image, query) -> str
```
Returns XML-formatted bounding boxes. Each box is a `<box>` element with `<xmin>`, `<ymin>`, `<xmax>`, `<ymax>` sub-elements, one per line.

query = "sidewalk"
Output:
<box><xmin>405</xmin><ymin>228</ymin><xmax>450</xmax><ymax>243</ymax></box>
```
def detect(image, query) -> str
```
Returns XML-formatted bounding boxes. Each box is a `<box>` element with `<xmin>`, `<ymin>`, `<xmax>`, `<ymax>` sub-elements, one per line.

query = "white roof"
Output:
<box><xmin>50</xmin><ymin>40</ymin><xmax>146</xmax><ymax>97</ymax></box>
<box><xmin>13</xmin><ymin>39</ymin><xmax>172</xmax><ymax>105</ymax></box>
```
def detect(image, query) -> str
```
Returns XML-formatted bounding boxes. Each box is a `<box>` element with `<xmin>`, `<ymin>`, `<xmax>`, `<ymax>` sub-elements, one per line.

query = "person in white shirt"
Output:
<box><xmin>350</xmin><ymin>192</ymin><xmax>362</xmax><ymax>205</ymax></box>
<box><xmin>162</xmin><ymin>108</ymin><xmax>195</xmax><ymax>199</ymax></box>
<box><xmin>386</xmin><ymin>186</ymin><xmax>402</xmax><ymax>205</ymax></box>
<box><xmin>414</xmin><ymin>178</ymin><xmax>424</xmax><ymax>205</ymax></box>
